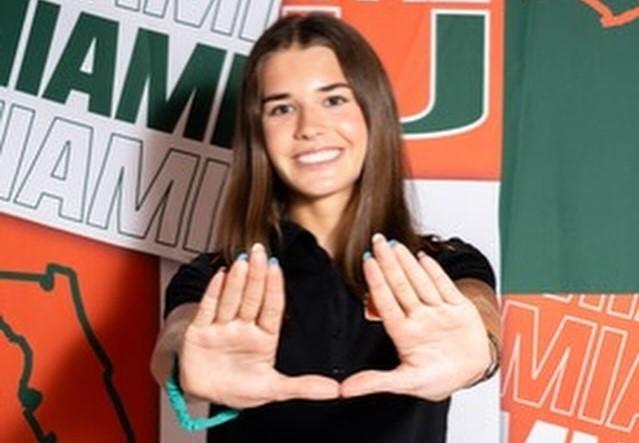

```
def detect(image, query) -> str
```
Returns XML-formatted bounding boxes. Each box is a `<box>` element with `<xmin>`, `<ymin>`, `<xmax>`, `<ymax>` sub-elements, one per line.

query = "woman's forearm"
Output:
<box><xmin>150</xmin><ymin>303</ymin><xmax>199</xmax><ymax>386</ymax></box>
<box><xmin>455</xmin><ymin>278</ymin><xmax>501</xmax><ymax>386</ymax></box>
<box><xmin>456</xmin><ymin>278</ymin><xmax>500</xmax><ymax>343</ymax></box>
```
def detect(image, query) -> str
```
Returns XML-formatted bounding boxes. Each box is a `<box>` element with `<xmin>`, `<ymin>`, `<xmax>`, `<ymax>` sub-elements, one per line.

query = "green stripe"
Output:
<box><xmin>500</xmin><ymin>0</ymin><xmax>639</xmax><ymax>292</ymax></box>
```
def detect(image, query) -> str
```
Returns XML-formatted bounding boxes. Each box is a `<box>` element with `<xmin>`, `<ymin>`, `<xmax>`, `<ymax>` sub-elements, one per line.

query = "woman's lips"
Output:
<box><xmin>294</xmin><ymin>147</ymin><xmax>343</xmax><ymax>165</ymax></box>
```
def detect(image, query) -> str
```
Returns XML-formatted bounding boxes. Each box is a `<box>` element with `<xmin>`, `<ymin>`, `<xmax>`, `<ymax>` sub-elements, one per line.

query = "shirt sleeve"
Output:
<box><xmin>164</xmin><ymin>253</ymin><xmax>226</xmax><ymax>319</ymax></box>
<box><xmin>428</xmin><ymin>237</ymin><xmax>496</xmax><ymax>290</ymax></box>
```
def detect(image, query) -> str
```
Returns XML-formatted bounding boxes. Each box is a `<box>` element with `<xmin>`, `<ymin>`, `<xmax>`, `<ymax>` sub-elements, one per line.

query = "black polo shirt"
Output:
<box><xmin>165</xmin><ymin>222</ymin><xmax>495</xmax><ymax>443</ymax></box>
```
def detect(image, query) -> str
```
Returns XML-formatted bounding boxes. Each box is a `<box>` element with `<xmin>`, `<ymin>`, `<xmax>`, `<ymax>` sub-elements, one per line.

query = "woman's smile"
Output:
<box><xmin>294</xmin><ymin>147</ymin><xmax>343</xmax><ymax>165</ymax></box>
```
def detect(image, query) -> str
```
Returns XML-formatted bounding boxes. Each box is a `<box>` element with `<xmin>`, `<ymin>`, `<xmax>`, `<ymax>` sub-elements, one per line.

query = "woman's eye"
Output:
<box><xmin>324</xmin><ymin>95</ymin><xmax>348</xmax><ymax>107</ymax></box>
<box><xmin>267</xmin><ymin>104</ymin><xmax>294</xmax><ymax>116</ymax></box>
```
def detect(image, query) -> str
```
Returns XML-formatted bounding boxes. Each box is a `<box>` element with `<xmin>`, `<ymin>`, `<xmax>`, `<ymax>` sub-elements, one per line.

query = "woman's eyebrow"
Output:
<box><xmin>317</xmin><ymin>82</ymin><xmax>351</xmax><ymax>92</ymax></box>
<box><xmin>261</xmin><ymin>83</ymin><xmax>352</xmax><ymax>105</ymax></box>
<box><xmin>262</xmin><ymin>93</ymin><xmax>290</xmax><ymax>105</ymax></box>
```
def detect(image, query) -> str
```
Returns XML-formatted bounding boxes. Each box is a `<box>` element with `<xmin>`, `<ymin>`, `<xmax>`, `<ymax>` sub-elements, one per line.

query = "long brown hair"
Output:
<box><xmin>217</xmin><ymin>13</ymin><xmax>426</xmax><ymax>296</ymax></box>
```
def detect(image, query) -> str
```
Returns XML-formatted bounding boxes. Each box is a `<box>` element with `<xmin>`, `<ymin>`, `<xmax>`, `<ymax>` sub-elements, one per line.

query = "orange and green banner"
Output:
<box><xmin>2</xmin><ymin>1</ymin><xmax>638</xmax><ymax>442</ymax></box>
<box><xmin>500</xmin><ymin>1</ymin><xmax>639</xmax><ymax>441</ymax></box>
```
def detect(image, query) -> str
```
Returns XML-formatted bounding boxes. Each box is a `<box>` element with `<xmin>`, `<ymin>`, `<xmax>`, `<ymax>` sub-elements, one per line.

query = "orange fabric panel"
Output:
<box><xmin>0</xmin><ymin>214</ymin><xmax>159</xmax><ymax>443</ymax></box>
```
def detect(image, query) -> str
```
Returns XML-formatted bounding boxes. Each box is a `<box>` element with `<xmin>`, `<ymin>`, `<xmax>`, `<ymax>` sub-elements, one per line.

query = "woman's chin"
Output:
<box><xmin>289</xmin><ymin>184</ymin><xmax>355</xmax><ymax>206</ymax></box>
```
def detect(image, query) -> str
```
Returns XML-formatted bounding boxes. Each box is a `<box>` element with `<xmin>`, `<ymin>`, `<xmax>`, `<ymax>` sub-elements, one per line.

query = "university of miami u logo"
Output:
<box><xmin>401</xmin><ymin>9</ymin><xmax>489</xmax><ymax>140</ymax></box>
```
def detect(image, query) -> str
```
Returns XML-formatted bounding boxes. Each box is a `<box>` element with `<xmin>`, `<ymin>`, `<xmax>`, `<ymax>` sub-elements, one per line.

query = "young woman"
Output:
<box><xmin>151</xmin><ymin>13</ymin><xmax>500</xmax><ymax>443</ymax></box>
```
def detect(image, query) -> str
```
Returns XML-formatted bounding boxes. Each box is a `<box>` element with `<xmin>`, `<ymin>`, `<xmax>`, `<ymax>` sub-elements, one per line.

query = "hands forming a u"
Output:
<box><xmin>179</xmin><ymin>243</ymin><xmax>339</xmax><ymax>409</ymax></box>
<box><xmin>341</xmin><ymin>234</ymin><xmax>492</xmax><ymax>401</ymax></box>
<box><xmin>178</xmin><ymin>235</ymin><xmax>492</xmax><ymax>409</ymax></box>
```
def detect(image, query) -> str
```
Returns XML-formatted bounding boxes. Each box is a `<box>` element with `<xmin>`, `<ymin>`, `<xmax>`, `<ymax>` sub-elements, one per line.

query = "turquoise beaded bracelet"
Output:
<box><xmin>165</xmin><ymin>361</ymin><xmax>239</xmax><ymax>432</ymax></box>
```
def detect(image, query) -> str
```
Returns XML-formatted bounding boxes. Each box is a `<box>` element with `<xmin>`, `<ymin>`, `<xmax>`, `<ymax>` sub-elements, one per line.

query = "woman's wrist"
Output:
<box><xmin>466</xmin><ymin>331</ymin><xmax>500</xmax><ymax>388</ymax></box>
<box><xmin>166</xmin><ymin>357</ymin><xmax>239</xmax><ymax>432</ymax></box>
<box><xmin>151</xmin><ymin>303</ymin><xmax>199</xmax><ymax>386</ymax></box>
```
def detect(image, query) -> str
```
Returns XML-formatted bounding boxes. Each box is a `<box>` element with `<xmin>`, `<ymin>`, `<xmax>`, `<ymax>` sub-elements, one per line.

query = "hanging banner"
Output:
<box><xmin>502</xmin><ymin>294</ymin><xmax>639</xmax><ymax>442</ymax></box>
<box><xmin>500</xmin><ymin>0</ymin><xmax>639</xmax><ymax>292</ymax></box>
<box><xmin>4</xmin><ymin>1</ymin><xmax>638</xmax><ymax>442</ymax></box>
<box><xmin>0</xmin><ymin>214</ymin><xmax>159</xmax><ymax>443</ymax></box>
<box><xmin>0</xmin><ymin>0</ymin><xmax>280</xmax><ymax>263</ymax></box>
<box><xmin>501</xmin><ymin>1</ymin><xmax>639</xmax><ymax>442</ymax></box>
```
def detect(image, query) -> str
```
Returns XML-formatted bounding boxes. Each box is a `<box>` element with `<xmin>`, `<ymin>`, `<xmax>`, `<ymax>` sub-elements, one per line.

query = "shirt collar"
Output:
<box><xmin>271</xmin><ymin>220</ymin><xmax>315</xmax><ymax>255</ymax></box>
<box><xmin>270</xmin><ymin>220</ymin><xmax>331</xmax><ymax>272</ymax></box>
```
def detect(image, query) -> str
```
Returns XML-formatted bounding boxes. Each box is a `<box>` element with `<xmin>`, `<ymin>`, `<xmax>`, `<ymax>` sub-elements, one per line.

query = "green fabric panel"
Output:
<box><xmin>500</xmin><ymin>0</ymin><xmax>639</xmax><ymax>292</ymax></box>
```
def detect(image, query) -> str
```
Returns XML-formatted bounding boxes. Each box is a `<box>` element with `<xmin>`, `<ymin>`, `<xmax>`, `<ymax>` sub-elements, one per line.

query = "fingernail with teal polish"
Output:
<box><xmin>268</xmin><ymin>257</ymin><xmax>279</xmax><ymax>266</ymax></box>
<box><xmin>388</xmin><ymin>239</ymin><xmax>399</xmax><ymax>247</ymax></box>
<box><xmin>236</xmin><ymin>252</ymin><xmax>248</xmax><ymax>261</ymax></box>
<box><xmin>363</xmin><ymin>251</ymin><xmax>372</xmax><ymax>261</ymax></box>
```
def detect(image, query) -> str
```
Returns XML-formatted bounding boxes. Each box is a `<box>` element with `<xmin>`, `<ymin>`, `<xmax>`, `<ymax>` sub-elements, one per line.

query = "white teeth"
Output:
<box><xmin>296</xmin><ymin>148</ymin><xmax>341</xmax><ymax>165</ymax></box>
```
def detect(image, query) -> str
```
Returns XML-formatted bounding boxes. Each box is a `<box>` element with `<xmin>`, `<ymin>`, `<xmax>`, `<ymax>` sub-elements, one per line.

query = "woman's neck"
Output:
<box><xmin>288</xmin><ymin>193</ymin><xmax>351</xmax><ymax>256</ymax></box>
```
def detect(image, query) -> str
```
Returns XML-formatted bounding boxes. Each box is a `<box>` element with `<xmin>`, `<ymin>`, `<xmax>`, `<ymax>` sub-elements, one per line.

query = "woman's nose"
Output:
<box><xmin>294</xmin><ymin>106</ymin><xmax>324</xmax><ymax>140</ymax></box>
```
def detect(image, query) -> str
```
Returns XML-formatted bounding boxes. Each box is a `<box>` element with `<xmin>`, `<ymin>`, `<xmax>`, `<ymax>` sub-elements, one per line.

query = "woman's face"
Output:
<box><xmin>260</xmin><ymin>45</ymin><xmax>368</xmax><ymax>206</ymax></box>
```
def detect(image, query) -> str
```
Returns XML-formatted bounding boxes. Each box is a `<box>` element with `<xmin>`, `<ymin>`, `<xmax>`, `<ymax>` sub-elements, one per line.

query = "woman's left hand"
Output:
<box><xmin>340</xmin><ymin>234</ymin><xmax>492</xmax><ymax>401</ymax></box>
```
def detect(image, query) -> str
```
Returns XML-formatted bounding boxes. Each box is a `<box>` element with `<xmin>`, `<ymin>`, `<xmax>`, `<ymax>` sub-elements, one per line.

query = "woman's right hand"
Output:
<box><xmin>178</xmin><ymin>243</ymin><xmax>339</xmax><ymax>409</ymax></box>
